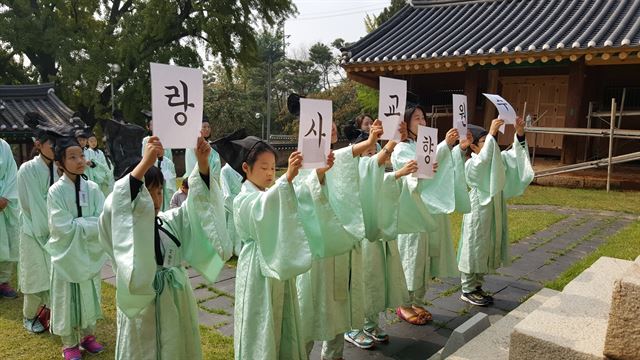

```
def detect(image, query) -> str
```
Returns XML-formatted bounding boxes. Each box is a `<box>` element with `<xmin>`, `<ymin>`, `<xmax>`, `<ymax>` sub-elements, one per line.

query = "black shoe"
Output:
<box><xmin>476</xmin><ymin>286</ymin><xmax>494</xmax><ymax>303</ymax></box>
<box><xmin>461</xmin><ymin>291</ymin><xmax>490</xmax><ymax>306</ymax></box>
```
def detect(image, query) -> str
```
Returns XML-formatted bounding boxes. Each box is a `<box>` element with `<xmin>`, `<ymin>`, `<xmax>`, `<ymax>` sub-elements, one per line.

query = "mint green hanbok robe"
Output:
<box><xmin>0</xmin><ymin>139</ymin><xmax>19</xmax><ymax>272</ymax></box>
<box><xmin>99</xmin><ymin>167</ymin><xmax>231</xmax><ymax>360</ymax></box>
<box><xmin>88</xmin><ymin>148</ymin><xmax>114</xmax><ymax>196</ymax></box>
<box><xmin>84</xmin><ymin>148</ymin><xmax>110</xmax><ymax>195</ymax></box>
<box><xmin>221</xmin><ymin>164</ymin><xmax>243</xmax><ymax>256</ymax></box>
<box><xmin>457</xmin><ymin>134</ymin><xmax>534</xmax><ymax>274</ymax></box>
<box><xmin>17</xmin><ymin>155</ymin><xmax>58</xmax><ymax>295</ymax></box>
<box><xmin>234</xmin><ymin>177</ymin><xmax>312</xmax><ymax>360</ymax></box>
<box><xmin>391</xmin><ymin>141</ymin><xmax>469</xmax><ymax>298</ymax></box>
<box><xmin>46</xmin><ymin>175</ymin><xmax>106</xmax><ymax>338</ymax></box>
<box><xmin>295</xmin><ymin>146</ymin><xmax>366</xmax><ymax>344</ymax></box>
<box><xmin>184</xmin><ymin>147</ymin><xmax>221</xmax><ymax>180</ymax></box>
<box><xmin>156</xmin><ymin>157</ymin><xmax>177</xmax><ymax>212</ymax></box>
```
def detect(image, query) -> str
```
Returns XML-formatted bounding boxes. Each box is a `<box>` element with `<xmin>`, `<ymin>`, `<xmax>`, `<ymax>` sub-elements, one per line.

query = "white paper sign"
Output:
<box><xmin>483</xmin><ymin>93</ymin><xmax>516</xmax><ymax>133</ymax></box>
<box><xmin>378</xmin><ymin>77</ymin><xmax>406</xmax><ymax>141</ymax></box>
<box><xmin>452</xmin><ymin>94</ymin><xmax>468</xmax><ymax>138</ymax></box>
<box><xmin>415</xmin><ymin>125</ymin><xmax>438</xmax><ymax>179</ymax></box>
<box><xmin>298</xmin><ymin>98</ymin><xmax>333</xmax><ymax>169</ymax></box>
<box><xmin>151</xmin><ymin>63</ymin><xmax>203</xmax><ymax>149</ymax></box>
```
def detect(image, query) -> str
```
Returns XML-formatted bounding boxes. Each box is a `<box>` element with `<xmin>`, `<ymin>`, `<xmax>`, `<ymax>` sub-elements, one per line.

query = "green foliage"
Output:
<box><xmin>364</xmin><ymin>0</ymin><xmax>406</xmax><ymax>33</ymax></box>
<box><xmin>0</xmin><ymin>0</ymin><xmax>297</xmax><ymax>126</ymax></box>
<box><xmin>309</xmin><ymin>42</ymin><xmax>333</xmax><ymax>90</ymax></box>
<box><xmin>356</xmin><ymin>83</ymin><xmax>379</xmax><ymax>115</ymax></box>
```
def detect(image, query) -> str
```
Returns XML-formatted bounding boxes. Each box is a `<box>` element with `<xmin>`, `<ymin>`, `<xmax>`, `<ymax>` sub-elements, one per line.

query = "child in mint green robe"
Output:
<box><xmin>17</xmin><ymin>117</ymin><xmax>60</xmax><ymax>333</ymax></box>
<box><xmin>46</xmin><ymin>136</ymin><xmax>106</xmax><ymax>359</ymax></box>
<box><xmin>231</xmin><ymin>138</ymin><xmax>312</xmax><ymax>360</ymax></box>
<box><xmin>99</xmin><ymin>135</ymin><xmax>231</xmax><ymax>360</ymax></box>
<box><xmin>0</xmin><ymin>138</ymin><xmax>19</xmax><ymax>299</ymax></box>
<box><xmin>391</xmin><ymin>106</ymin><xmax>470</xmax><ymax>322</ymax></box>
<box><xmin>458</xmin><ymin>119</ymin><xmax>533</xmax><ymax>306</ymax></box>
<box><xmin>220</xmin><ymin>164</ymin><xmax>243</xmax><ymax>255</ymax></box>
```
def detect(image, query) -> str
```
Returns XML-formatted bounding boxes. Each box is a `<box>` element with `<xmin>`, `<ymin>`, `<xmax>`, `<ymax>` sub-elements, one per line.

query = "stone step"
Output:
<box><xmin>437</xmin><ymin>288</ymin><xmax>559</xmax><ymax>360</ymax></box>
<box><xmin>509</xmin><ymin>257</ymin><xmax>635</xmax><ymax>360</ymax></box>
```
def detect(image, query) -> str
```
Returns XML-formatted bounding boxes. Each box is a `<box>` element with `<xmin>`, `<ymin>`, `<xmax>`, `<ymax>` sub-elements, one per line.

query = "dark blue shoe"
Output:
<box><xmin>0</xmin><ymin>283</ymin><xmax>17</xmax><ymax>299</ymax></box>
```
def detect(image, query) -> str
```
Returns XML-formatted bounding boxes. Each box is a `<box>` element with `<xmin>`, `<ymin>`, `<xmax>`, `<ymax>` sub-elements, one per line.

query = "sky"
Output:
<box><xmin>284</xmin><ymin>0</ymin><xmax>391</xmax><ymax>58</ymax></box>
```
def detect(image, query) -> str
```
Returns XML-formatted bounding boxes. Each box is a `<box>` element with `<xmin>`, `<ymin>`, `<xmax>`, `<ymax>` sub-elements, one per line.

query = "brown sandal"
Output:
<box><xmin>396</xmin><ymin>306</ymin><xmax>428</xmax><ymax>325</ymax></box>
<box><xmin>412</xmin><ymin>305</ymin><xmax>433</xmax><ymax>322</ymax></box>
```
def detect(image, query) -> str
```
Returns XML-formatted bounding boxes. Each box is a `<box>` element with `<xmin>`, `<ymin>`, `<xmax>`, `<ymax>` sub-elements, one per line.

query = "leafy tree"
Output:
<box><xmin>309</xmin><ymin>42</ymin><xmax>333</xmax><ymax>91</ymax></box>
<box><xmin>0</xmin><ymin>0</ymin><xmax>297</xmax><ymax>126</ymax></box>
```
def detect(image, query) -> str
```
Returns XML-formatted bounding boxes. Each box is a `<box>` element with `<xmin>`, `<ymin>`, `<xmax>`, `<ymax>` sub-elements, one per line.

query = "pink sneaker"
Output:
<box><xmin>80</xmin><ymin>335</ymin><xmax>104</xmax><ymax>354</ymax></box>
<box><xmin>0</xmin><ymin>282</ymin><xmax>17</xmax><ymax>298</ymax></box>
<box><xmin>62</xmin><ymin>346</ymin><xmax>82</xmax><ymax>360</ymax></box>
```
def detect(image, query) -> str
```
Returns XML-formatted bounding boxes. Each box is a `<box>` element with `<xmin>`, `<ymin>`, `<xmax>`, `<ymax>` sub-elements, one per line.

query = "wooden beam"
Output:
<box><xmin>464</xmin><ymin>67</ymin><xmax>479</xmax><ymax>125</ymax></box>
<box><xmin>562</xmin><ymin>58</ymin><xmax>587</xmax><ymax>164</ymax></box>
<box><xmin>483</xmin><ymin>69</ymin><xmax>499</xmax><ymax>129</ymax></box>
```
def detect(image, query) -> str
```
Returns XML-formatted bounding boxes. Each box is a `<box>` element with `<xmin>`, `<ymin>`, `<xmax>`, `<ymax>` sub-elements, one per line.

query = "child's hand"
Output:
<box><xmin>142</xmin><ymin>136</ymin><xmax>163</xmax><ymax>168</ymax></box>
<box><xmin>195</xmin><ymin>133</ymin><xmax>211</xmax><ymax>175</ymax></box>
<box><xmin>368</xmin><ymin>119</ymin><xmax>383</xmax><ymax>144</ymax></box>
<box><xmin>287</xmin><ymin>151</ymin><xmax>303</xmax><ymax>183</ymax></box>
<box><xmin>489</xmin><ymin>119</ymin><xmax>505</xmax><ymax>137</ymax></box>
<box><xmin>515</xmin><ymin>116</ymin><xmax>525</xmax><ymax>137</ymax></box>
<box><xmin>460</xmin><ymin>131</ymin><xmax>473</xmax><ymax>151</ymax></box>
<box><xmin>445</xmin><ymin>128</ymin><xmax>459</xmax><ymax>147</ymax></box>
<box><xmin>395</xmin><ymin>160</ymin><xmax>418</xmax><ymax>179</ymax></box>
<box><xmin>0</xmin><ymin>197</ymin><xmax>8</xmax><ymax>211</ymax></box>
<box><xmin>316</xmin><ymin>151</ymin><xmax>335</xmax><ymax>183</ymax></box>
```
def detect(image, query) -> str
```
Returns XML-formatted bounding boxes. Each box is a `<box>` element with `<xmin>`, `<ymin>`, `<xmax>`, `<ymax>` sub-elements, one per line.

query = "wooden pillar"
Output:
<box><xmin>562</xmin><ymin>59</ymin><xmax>587</xmax><ymax>164</ymax></box>
<box><xmin>483</xmin><ymin>69</ymin><xmax>499</xmax><ymax>129</ymax></box>
<box><xmin>464</xmin><ymin>67</ymin><xmax>479</xmax><ymax>125</ymax></box>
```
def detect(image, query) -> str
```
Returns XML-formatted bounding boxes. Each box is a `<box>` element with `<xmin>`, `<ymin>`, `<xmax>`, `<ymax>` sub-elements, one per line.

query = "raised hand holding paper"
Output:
<box><xmin>298</xmin><ymin>98</ymin><xmax>333</xmax><ymax>169</ymax></box>
<box><xmin>378</xmin><ymin>76</ymin><xmax>406</xmax><ymax>141</ymax></box>
<box><xmin>151</xmin><ymin>62</ymin><xmax>203</xmax><ymax>148</ymax></box>
<box><xmin>452</xmin><ymin>94</ymin><xmax>468</xmax><ymax>138</ymax></box>
<box><xmin>415</xmin><ymin>125</ymin><xmax>438</xmax><ymax>179</ymax></box>
<box><xmin>482</xmin><ymin>93</ymin><xmax>516</xmax><ymax>133</ymax></box>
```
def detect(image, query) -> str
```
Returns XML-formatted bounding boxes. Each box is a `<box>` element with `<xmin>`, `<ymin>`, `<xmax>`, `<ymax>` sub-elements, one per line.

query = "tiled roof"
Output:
<box><xmin>345</xmin><ymin>0</ymin><xmax>640</xmax><ymax>65</ymax></box>
<box><xmin>0</xmin><ymin>83</ymin><xmax>83</xmax><ymax>139</ymax></box>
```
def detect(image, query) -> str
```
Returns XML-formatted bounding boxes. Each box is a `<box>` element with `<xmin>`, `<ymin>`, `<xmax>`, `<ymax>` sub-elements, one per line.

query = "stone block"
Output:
<box><xmin>603</xmin><ymin>263</ymin><xmax>640</xmax><ymax>360</ymax></box>
<box><xmin>440</xmin><ymin>313</ymin><xmax>490</xmax><ymax>359</ymax></box>
<box><xmin>448</xmin><ymin>288</ymin><xmax>558</xmax><ymax>360</ymax></box>
<box><xmin>509</xmin><ymin>257</ymin><xmax>634</xmax><ymax>360</ymax></box>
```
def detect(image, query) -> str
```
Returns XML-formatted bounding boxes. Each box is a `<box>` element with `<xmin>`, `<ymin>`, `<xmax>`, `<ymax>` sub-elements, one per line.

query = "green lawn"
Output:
<box><xmin>546</xmin><ymin>220</ymin><xmax>640</xmax><ymax>291</ymax></box>
<box><xmin>0</xmin><ymin>279</ymin><xmax>233</xmax><ymax>360</ymax></box>
<box><xmin>509</xmin><ymin>185</ymin><xmax>640</xmax><ymax>215</ymax></box>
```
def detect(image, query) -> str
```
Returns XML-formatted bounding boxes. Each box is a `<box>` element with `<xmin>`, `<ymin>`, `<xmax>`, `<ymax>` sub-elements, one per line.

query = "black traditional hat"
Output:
<box><xmin>211</xmin><ymin>129</ymin><xmax>277</xmax><ymax>181</ymax></box>
<box><xmin>54</xmin><ymin>136</ymin><xmax>82</xmax><ymax>162</ymax></box>
<box><xmin>468</xmin><ymin>124</ymin><xmax>489</xmax><ymax>145</ymax></box>
<box><xmin>287</xmin><ymin>93</ymin><xmax>306</xmax><ymax>116</ymax></box>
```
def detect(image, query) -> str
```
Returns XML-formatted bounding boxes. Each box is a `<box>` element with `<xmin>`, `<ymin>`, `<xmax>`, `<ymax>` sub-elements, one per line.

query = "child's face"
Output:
<box><xmin>331</xmin><ymin>122</ymin><xmax>338</xmax><ymax>144</ymax></box>
<box><xmin>243</xmin><ymin>152</ymin><xmax>276</xmax><ymax>191</ymax></box>
<box><xmin>77</xmin><ymin>137</ymin><xmax>88</xmax><ymax>148</ymax></box>
<box><xmin>88</xmin><ymin>136</ymin><xmax>98</xmax><ymax>149</ymax></box>
<box><xmin>409</xmin><ymin>109</ymin><xmax>426</xmax><ymax>137</ymax></box>
<box><xmin>201</xmin><ymin>122</ymin><xmax>211</xmax><ymax>138</ymax></box>
<box><xmin>36</xmin><ymin>140</ymin><xmax>55</xmax><ymax>160</ymax></box>
<box><xmin>472</xmin><ymin>136</ymin><xmax>487</xmax><ymax>154</ymax></box>
<box><xmin>181</xmin><ymin>184</ymin><xmax>189</xmax><ymax>194</ymax></box>
<box><xmin>60</xmin><ymin>146</ymin><xmax>86</xmax><ymax>174</ymax></box>
<box><xmin>360</xmin><ymin>117</ymin><xmax>373</xmax><ymax>132</ymax></box>
<box><xmin>147</xmin><ymin>120</ymin><xmax>153</xmax><ymax>132</ymax></box>
<box><xmin>148</xmin><ymin>184</ymin><xmax>163</xmax><ymax>215</ymax></box>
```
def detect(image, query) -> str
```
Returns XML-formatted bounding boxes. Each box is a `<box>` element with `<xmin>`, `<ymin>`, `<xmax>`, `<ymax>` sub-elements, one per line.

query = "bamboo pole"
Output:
<box><xmin>607</xmin><ymin>98</ymin><xmax>616</xmax><ymax>192</ymax></box>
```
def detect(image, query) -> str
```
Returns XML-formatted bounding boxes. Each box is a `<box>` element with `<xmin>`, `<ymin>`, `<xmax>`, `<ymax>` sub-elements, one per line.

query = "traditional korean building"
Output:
<box><xmin>342</xmin><ymin>0</ymin><xmax>640</xmax><ymax>164</ymax></box>
<box><xmin>0</xmin><ymin>83</ymin><xmax>85</xmax><ymax>163</ymax></box>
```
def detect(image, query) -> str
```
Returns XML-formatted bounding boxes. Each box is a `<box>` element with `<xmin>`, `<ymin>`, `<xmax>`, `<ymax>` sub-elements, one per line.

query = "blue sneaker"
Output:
<box><xmin>0</xmin><ymin>283</ymin><xmax>17</xmax><ymax>299</ymax></box>
<box><xmin>344</xmin><ymin>330</ymin><xmax>374</xmax><ymax>349</ymax></box>
<box><xmin>23</xmin><ymin>317</ymin><xmax>46</xmax><ymax>334</ymax></box>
